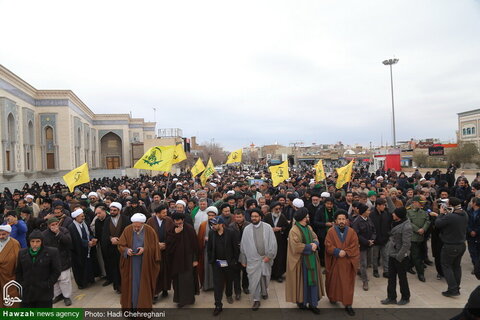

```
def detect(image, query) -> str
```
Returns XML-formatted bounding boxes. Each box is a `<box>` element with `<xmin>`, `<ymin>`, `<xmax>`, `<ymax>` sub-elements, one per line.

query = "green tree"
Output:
<box><xmin>447</xmin><ymin>143</ymin><xmax>479</xmax><ymax>166</ymax></box>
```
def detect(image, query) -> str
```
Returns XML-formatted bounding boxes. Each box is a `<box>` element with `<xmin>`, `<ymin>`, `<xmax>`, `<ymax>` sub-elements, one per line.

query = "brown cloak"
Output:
<box><xmin>0</xmin><ymin>238</ymin><xmax>20</xmax><ymax>308</ymax></box>
<box><xmin>146</xmin><ymin>216</ymin><xmax>174</xmax><ymax>294</ymax></box>
<box><xmin>118</xmin><ymin>224</ymin><xmax>160</xmax><ymax>309</ymax></box>
<box><xmin>324</xmin><ymin>225</ymin><xmax>360</xmax><ymax>306</ymax></box>
<box><xmin>285</xmin><ymin>224</ymin><xmax>325</xmax><ymax>303</ymax></box>
<box><xmin>197</xmin><ymin>220</ymin><xmax>208</xmax><ymax>287</ymax></box>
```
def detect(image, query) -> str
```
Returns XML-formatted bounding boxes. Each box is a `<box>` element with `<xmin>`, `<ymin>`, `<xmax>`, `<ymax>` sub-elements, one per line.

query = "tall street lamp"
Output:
<box><xmin>382</xmin><ymin>58</ymin><xmax>399</xmax><ymax>148</ymax></box>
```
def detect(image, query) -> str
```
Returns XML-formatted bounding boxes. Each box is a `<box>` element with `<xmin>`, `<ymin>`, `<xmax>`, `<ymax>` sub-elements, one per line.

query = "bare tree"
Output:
<box><xmin>198</xmin><ymin>141</ymin><xmax>227</xmax><ymax>165</ymax></box>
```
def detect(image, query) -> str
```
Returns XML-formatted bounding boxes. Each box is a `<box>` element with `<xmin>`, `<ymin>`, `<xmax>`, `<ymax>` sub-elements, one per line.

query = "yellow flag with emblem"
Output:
<box><xmin>200</xmin><ymin>158</ymin><xmax>216</xmax><ymax>186</ymax></box>
<box><xmin>335</xmin><ymin>160</ymin><xmax>354</xmax><ymax>189</ymax></box>
<box><xmin>173</xmin><ymin>143</ymin><xmax>187</xmax><ymax>164</ymax></box>
<box><xmin>314</xmin><ymin>160</ymin><xmax>326</xmax><ymax>182</ymax></box>
<box><xmin>191</xmin><ymin>158</ymin><xmax>206</xmax><ymax>177</ymax></box>
<box><xmin>133</xmin><ymin>146</ymin><xmax>175</xmax><ymax>172</ymax></box>
<box><xmin>225</xmin><ymin>149</ymin><xmax>243</xmax><ymax>164</ymax></box>
<box><xmin>63</xmin><ymin>163</ymin><xmax>90</xmax><ymax>192</ymax></box>
<box><xmin>269</xmin><ymin>160</ymin><xmax>289</xmax><ymax>187</ymax></box>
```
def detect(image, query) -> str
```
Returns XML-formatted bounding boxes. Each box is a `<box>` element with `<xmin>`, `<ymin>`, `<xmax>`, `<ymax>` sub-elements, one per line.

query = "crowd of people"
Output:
<box><xmin>0</xmin><ymin>164</ymin><xmax>479</xmax><ymax>317</ymax></box>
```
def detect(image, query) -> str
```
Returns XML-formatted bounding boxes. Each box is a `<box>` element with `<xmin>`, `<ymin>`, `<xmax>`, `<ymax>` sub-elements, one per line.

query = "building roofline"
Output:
<box><xmin>458</xmin><ymin>109</ymin><xmax>480</xmax><ymax>116</ymax></box>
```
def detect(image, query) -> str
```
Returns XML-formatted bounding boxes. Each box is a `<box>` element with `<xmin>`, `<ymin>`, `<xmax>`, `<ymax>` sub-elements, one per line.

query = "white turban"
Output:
<box><xmin>321</xmin><ymin>192</ymin><xmax>331</xmax><ymax>198</ymax></box>
<box><xmin>176</xmin><ymin>182</ymin><xmax>182</xmax><ymax>186</ymax></box>
<box><xmin>206</xmin><ymin>206</ymin><xmax>218</xmax><ymax>215</ymax></box>
<box><xmin>88</xmin><ymin>192</ymin><xmax>98</xmax><ymax>198</ymax></box>
<box><xmin>172</xmin><ymin>178</ymin><xmax>179</xmax><ymax>182</ymax></box>
<box><xmin>109</xmin><ymin>202</ymin><xmax>122</xmax><ymax>211</ymax></box>
<box><xmin>25</xmin><ymin>195</ymin><xmax>34</xmax><ymax>200</ymax></box>
<box><xmin>376</xmin><ymin>176</ymin><xmax>384</xmax><ymax>181</ymax></box>
<box><xmin>71</xmin><ymin>208</ymin><xmax>84</xmax><ymax>219</ymax></box>
<box><xmin>176</xmin><ymin>200</ymin><xmax>186</xmax><ymax>207</ymax></box>
<box><xmin>210</xmin><ymin>183</ymin><xmax>217</xmax><ymax>188</ymax></box>
<box><xmin>226</xmin><ymin>190</ymin><xmax>235</xmax><ymax>195</ymax></box>
<box><xmin>80</xmin><ymin>194</ymin><xmax>88</xmax><ymax>199</ymax></box>
<box><xmin>292</xmin><ymin>198</ymin><xmax>304</xmax><ymax>208</ymax></box>
<box><xmin>131</xmin><ymin>213</ymin><xmax>146</xmax><ymax>223</ymax></box>
<box><xmin>0</xmin><ymin>224</ymin><xmax>12</xmax><ymax>233</ymax></box>
<box><xmin>122</xmin><ymin>189</ymin><xmax>131</xmax><ymax>194</ymax></box>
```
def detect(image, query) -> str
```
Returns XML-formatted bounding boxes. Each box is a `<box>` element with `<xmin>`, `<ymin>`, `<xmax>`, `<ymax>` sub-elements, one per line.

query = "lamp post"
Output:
<box><xmin>382</xmin><ymin>58</ymin><xmax>399</xmax><ymax>148</ymax></box>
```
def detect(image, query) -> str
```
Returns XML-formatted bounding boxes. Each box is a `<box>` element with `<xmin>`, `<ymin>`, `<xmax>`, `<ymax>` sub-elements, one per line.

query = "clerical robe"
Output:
<box><xmin>197</xmin><ymin>220</ymin><xmax>214</xmax><ymax>290</ymax></box>
<box><xmin>285</xmin><ymin>223</ymin><xmax>324</xmax><ymax>305</ymax></box>
<box><xmin>324</xmin><ymin>225</ymin><xmax>360</xmax><ymax>306</ymax></box>
<box><xmin>239</xmin><ymin>222</ymin><xmax>277</xmax><ymax>296</ymax></box>
<box><xmin>264</xmin><ymin>213</ymin><xmax>290</xmax><ymax>280</ymax></box>
<box><xmin>166</xmin><ymin>223</ymin><xmax>199</xmax><ymax>306</ymax></box>
<box><xmin>118</xmin><ymin>224</ymin><xmax>160</xmax><ymax>309</ymax></box>
<box><xmin>0</xmin><ymin>237</ymin><xmax>20</xmax><ymax>308</ymax></box>
<box><xmin>146</xmin><ymin>215</ymin><xmax>174</xmax><ymax>294</ymax></box>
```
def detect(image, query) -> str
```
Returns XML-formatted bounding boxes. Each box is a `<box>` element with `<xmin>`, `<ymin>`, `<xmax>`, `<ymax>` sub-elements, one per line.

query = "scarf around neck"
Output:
<box><xmin>295</xmin><ymin>222</ymin><xmax>318</xmax><ymax>286</ymax></box>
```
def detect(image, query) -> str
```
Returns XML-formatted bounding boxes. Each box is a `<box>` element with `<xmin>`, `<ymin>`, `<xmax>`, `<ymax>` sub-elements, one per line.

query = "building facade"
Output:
<box><xmin>0</xmin><ymin>65</ymin><xmax>155</xmax><ymax>185</ymax></box>
<box><xmin>458</xmin><ymin>109</ymin><xmax>480</xmax><ymax>147</ymax></box>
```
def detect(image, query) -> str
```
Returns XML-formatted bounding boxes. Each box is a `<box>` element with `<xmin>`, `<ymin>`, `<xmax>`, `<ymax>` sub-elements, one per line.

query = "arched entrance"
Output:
<box><xmin>100</xmin><ymin>132</ymin><xmax>122</xmax><ymax>169</ymax></box>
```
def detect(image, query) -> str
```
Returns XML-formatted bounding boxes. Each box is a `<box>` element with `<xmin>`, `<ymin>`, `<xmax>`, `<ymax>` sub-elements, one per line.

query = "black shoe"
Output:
<box><xmin>213</xmin><ymin>307</ymin><xmax>223</xmax><ymax>316</ymax></box>
<box><xmin>407</xmin><ymin>268</ymin><xmax>416</xmax><ymax>275</ymax></box>
<box><xmin>235</xmin><ymin>293</ymin><xmax>241</xmax><ymax>301</ymax></box>
<box><xmin>227</xmin><ymin>296</ymin><xmax>234</xmax><ymax>304</ymax></box>
<box><xmin>310</xmin><ymin>307</ymin><xmax>320</xmax><ymax>315</ymax></box>
<box><xmin>397</xmin><ymin>299</ymin><xmax>409</xmax><ymax>305</ymax></box>
<box><xmin>345</xmin><ymin>306</ymin><xmax>355</xmax><ymax>316</ymax></box>
<box><xmin>153</xmin><ymin>295</ymin><xmax>159</xmax><ymax>304</ymax></box>
<box><xmin>436</xmin><ymin>274</ymin><xmax>442</xmax><ymax>280</ymax></box>
<box><xmin>297</xmin><ymin>303</ymin><xmax>307</xmax><ymax>309</ymax></box>
<box><xmin>78</xmin><ymin>285</ymin><xmax>85</xmax><ymax>290</ymax></box>
<box><xmin>243</xmin><ymin>288</ymin><xmax>250</xmax><ymax>295</ymax></box>
<box><xmin>262</xmin><ymin>294</ymin><xmax>268</xmax><ymax>300</ymax></box>
<box><xmin>373</xmin><ymin>270</ymin><xmax>380</xmax><ymax>278</ymax></box>
<box><xmin>442</xmin><ymin>290</ymin><xmax>460</xmax><ymax>297</ymax></box>
<box><xmin>52</xmin><ymin>294</ymin><xmax>64</xmax><ymax>304</ymax></box>
<box><xmin>418</xmin><ymin>274</ymin><xmax>426</xmax><ymax>282</ymax></box>
<box><xmin>277</xmin><ymin>277</ymin><xmax>283</xmax><ymax>283</ymax></box>
<box><xmin>177</xmin><ymin>303</ymin><xmax>185</xmax><ymax>308</ymax></box>
<box><xmin>381</xmin><ymin>298</ymin><xmax>397</xmax><ymax>305</ymax></box>
<box><xmin>252</xmin><ymin>301</ymin><xmax>260</xmax><ymax>311</ymax></box>
<box><xmin>102</xmin><ymin>280</ymin><xmax>113</xmax><ymax>287</ymax></box>
<box><xmin>329</xmin><ymin>300</ymin><xmax>337</xmax><ymax>305</ymax></box>
<box><xmin>115</xmin><ymin>289</ymin><xmax>121</xmax><ymax>294</ymax></box>
<box><xmin>64</xmin><ymin>298</ymin><xmax>72</xmax><ymax>306</ymax></box>
<box><xmin>383</xmin><ymin>272</ymin><xmax>389</xmax><ymax>278</ymax></box>
<box><xmin>162</xmin><ymin>290</ymin><xmax>168</xmax><ymax>297</ymax></box>
<box><xmin>424</xmin><ymin>260</ymin><xmax>433</xmax><ymax>266</ymax></box>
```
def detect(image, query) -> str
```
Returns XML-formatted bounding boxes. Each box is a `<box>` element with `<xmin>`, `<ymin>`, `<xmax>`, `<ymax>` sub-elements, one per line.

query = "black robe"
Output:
<box><xmin>264</xmin><ymin>213</ymin><xmax>290</xmax><ymax>279</ymax></box>
<box><xmin>67</xmin><ymin>222</ymin><xmax>98</xmax><ymax>288</ymax></box>
<box><xmin>100</xmin><ymin>214</ymin><xmax>131</xmax><ymax>290</ymax></box>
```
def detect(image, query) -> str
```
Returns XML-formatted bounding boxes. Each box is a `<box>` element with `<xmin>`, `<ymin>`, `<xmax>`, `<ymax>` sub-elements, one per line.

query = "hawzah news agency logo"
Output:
<box><xmin>3</xmin><ymin>280</ymin><xmax>22</xmax><ymax>306</ymax></box>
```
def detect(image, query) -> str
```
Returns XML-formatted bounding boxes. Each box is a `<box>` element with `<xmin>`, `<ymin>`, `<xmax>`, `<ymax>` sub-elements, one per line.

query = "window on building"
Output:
<box><xmin>467</xmin><ymin>128</ymin><xmax>472</xmax><ymax>135</ymax></box>
<box><xmin>473</xmin><ymin>127</ymin><xmax>476</xmax><ymax>135</ymax></box>
<box><xmin>464</xmin><ymin>128</ymin><xmax>467</xmax><ymax>135</ymax></box>
<box><xmin>45</xmin><ymin>126</ymin><xmax>55</xmax><ymax>170</ymax></box>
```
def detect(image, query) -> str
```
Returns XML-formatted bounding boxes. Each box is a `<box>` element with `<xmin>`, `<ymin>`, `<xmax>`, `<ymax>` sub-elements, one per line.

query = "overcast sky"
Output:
<box><xmin>1</xmin><ymin>0</ymin><xmax>479</xmax><ymax>151</ymax></box>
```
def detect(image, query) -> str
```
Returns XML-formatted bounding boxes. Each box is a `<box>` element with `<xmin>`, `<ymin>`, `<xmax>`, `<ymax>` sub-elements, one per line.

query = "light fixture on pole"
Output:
<box><xmin>382</xmin><ymin>58</ymin><xmax>399</xmax><ymax>148</ymax></box>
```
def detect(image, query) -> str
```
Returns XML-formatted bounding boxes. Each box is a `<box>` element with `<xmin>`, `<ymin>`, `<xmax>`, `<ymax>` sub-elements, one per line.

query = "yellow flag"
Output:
<box><xmin>191</xmin><ymin>158</ymin><xmax>206</xmax><ymax>177</ymax></box>
<box><xmin>336</xmin><ymin>160</ymin><xmax>354</xmax><ymax>189</ymax></box>
<box><xmin>134</xmin><ymin>146</ymin><xmax>175</xmax><ymax>172</ymax></box>
<box><xmin>315</xmin><ymin>160</ymin><xmax>326</xmax><ymax>182</ymax></box>
<box><xmin>225</xmin><ymin>149</ymin><xmax>243</xmax><ymax>164</ymax></box>
<box><xmin>63</xmin><ymin>163</ymin><xmax>90</xmax><ymax>192</ymax></box>
<box><xmin>173</xmin><ymin>143</ymin><xmax>187</xmax><ymax>164</ymax></box>
<box><xmin>200</xmin><ymin>158</ymin><xmax>216</xmax><ymax>186</ymax></box>
<box><xmin>269</xmin><ymin>160</ymin><xmax>289</xmax><ymax>187</ymax></box>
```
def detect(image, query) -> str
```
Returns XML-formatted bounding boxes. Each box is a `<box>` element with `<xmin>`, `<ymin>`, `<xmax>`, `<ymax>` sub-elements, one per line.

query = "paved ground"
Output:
<box><xmin>57</xmin><ymin>250</ymin><xmax>475</xmax><ymax>310</ymax></box>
